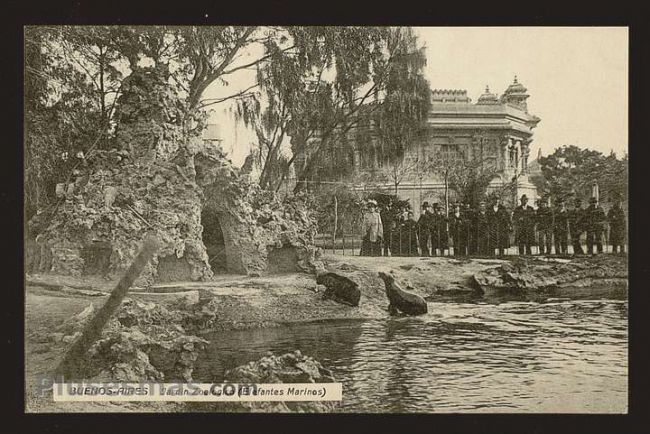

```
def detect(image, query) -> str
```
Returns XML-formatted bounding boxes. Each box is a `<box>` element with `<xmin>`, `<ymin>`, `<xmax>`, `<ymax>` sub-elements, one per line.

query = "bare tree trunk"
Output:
<box><xmin>54</xmin><ymin>236</ymin><xmax>161</xmax><ymax>380</ymax></box>
<box><xmin>444</xmin><ymin>170</ymin><xmax>449</xmax><ymax>216</ymax></box>
<box><xmin>333</xmin><ymin>196</ymin><xmax>338</xmax><ymax>254</ymax></box>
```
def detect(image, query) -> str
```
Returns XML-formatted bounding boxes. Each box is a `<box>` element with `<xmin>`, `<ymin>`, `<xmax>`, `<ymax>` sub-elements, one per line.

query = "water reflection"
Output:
<box><xmin>195</xmin><ymin>292</ymin><xmax>628</xmax><ymax>413</ymax></box>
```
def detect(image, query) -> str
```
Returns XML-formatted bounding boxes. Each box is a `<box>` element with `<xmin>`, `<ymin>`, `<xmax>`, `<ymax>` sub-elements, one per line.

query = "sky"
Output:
<box><xmin>205</xmin><ymin>27</ymin><xmax>628</xmax><ymax>166</ymax></box>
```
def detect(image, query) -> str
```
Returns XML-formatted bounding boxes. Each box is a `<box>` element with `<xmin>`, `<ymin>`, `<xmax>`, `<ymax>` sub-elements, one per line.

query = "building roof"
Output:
<box><xmin>426</xmin><ymin>100</ymin><xmax>540</xmax><ymax>134</ymax></box>
<box><xmin>425</xmin><ymin>78</ymin><xmax>540</xmax><ymax>134</ymax></box>
<box><xmin>477</xmin><ymin>85</ymin><xmax>500</xmax><ymax>105</ymax></box>
<box><xmin>431</xmin><ymin>89</ymin><xmax>471</xmax><ymax>103</ymax></box>
<box><xmin>503</xmin><ymin>75</ymin><xmax>528</xmax><ymax>96</ymax></box>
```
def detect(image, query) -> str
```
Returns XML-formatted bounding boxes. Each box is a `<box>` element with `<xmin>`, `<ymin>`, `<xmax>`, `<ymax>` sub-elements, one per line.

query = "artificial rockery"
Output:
<box><xmin>27</xmin><ymin>65</ymin><xmax>321</xmax><ymax>285</ymax></box>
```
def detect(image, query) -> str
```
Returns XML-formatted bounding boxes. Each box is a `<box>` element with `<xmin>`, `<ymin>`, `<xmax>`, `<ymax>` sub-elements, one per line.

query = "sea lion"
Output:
<box><xmin>316</xmin><ymin>272</ymin><xmax>361</xmax><ymax>307</ymax></box>
<box><xmin>378</xmin><ymin>271</ymin><xmax>428</xmax><ymax>315</ymax></box>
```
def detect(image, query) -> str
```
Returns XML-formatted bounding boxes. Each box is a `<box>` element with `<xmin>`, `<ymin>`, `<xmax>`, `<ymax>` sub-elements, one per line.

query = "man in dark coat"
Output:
<box><xmin>553</xmin><ymin>198</ymin><xmax>570</xmax><ymax>255</ymax></box>
<box><xmin>536</xmin><ymin>197</ymin><xmax>554</xmax><ymax>255</ymax></box>
<box><xmin>400</xmin><ymin>211</ymin><xmax>420</xmax><ymax>256</ymax></box>
<box><xmin>429</xmin><ymin>203</ymin><xmax>440</xmax><ymax>255</ymax></box>
<box><xmin>607</xmin><ymin>199</ymin><xmax>626</xmax><ymax>253</ymax></box>
<box><xmin>430</xmin><ymin>203</ymin><xmax>449</xmax><ymax>256</ymax></box>
<box><xmin>388</xmin><ymin>219</ymin><xmax>402</xmax><ymax>256</ymax></box>
<box><xmin>449</xmin><ymin>203</ymin><xmax>469</xmax><ymax>256</ymax></box>
<box><xmin>487</xmin><ymin>197</ymin><xmax>511</xmax><ymax>256</ymax></box>
<box><xmin>463</xmin><ymin>202</ymin><xmax>476</xmax><ymax>255</ymax></box>
<box><xmin>585</xmin><ymin>197</ymin><xmax>607</xmax><ymax>254</ymax></box>
<box><xmin>417</xmin><ymin>202</ymin><xmax>433</xmax><ymax>257</ymax></box>
<box><xmin>473</xmin><ymin>200</ymin><xmax>490</xmax><ymax>255</ymax></box>
<box><xmin>568</xmin><ymin>198</ymin><xmax>585</xmax><ymax>255</ymax></box>
<box><xmin>513</xmin><ymin>194</ymin><xmax>535</xmax><ymax>255</ymax></box>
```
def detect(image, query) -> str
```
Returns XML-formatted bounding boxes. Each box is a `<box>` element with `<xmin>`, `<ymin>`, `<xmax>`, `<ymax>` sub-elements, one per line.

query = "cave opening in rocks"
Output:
<box><xmin>201</xmin><ymin>209</ymin><xmax>228</xmax><ymax>274</ymax></box>
<box><xmin>81</xmin><ymin>241</ymin><xmax>112</xmax><ymax>276</ymax></box>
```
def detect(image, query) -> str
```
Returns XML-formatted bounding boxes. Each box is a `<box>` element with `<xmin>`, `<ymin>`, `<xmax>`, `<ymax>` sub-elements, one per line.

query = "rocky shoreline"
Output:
<box><xmin>25</xmin><ymin>253</ymin><xmax>627</xmax><ymax>412</ymax></box>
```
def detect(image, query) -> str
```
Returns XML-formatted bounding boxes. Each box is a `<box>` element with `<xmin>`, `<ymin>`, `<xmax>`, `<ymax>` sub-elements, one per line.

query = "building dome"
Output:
<box><xmin>477</xmin><ymin>85</ymin><xmax>499</xmax><ymax>105</ymax></box>
<box><xmin>503</xmin><ymin>75</ymin><xmax>528</xmax><ymax>96</ymax></box>
<box><xmin>501</xmin><ymin>75</ymin><xmax>530</xmax><ymax>111</ymax></box>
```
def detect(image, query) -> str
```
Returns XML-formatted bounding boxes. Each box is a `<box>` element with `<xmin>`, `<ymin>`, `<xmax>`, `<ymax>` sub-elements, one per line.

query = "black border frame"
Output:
<box><xmin>4</xmin><ymin>1</ymin><xmax>649</xmax><ymax>433</ymax></box>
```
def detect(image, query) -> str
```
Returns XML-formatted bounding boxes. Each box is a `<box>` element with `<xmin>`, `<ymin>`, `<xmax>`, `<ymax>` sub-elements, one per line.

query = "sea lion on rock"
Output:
<box><xmin>316</xmin><ymin>272</ymin><xmax>361</xmax><ymax>307</ymax></box>
<box><xmin>378</xmin><ymin>271</ymin><xmax>427</xmax><ymax>315</ymax></box>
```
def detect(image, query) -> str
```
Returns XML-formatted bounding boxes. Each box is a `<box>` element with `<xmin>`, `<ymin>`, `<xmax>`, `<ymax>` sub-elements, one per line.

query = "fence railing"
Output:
<box><xmin>314</xmin><ymin>225</ymin><xmax>626</xmax><ymax>256</ymax></box>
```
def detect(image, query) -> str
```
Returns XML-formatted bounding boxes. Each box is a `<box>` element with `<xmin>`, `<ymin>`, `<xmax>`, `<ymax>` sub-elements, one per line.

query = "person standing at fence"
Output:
<box><xmin>418</xmin><ymin>202</ymin><xmax>433</xmax><ymax>257</ymax></box>
<box><xmin>553</xmin><ymin>198</ymin><xmax>570</xmax><ymax>255</ymax></box>
<box><xmin>401</xmin><ymin>211</ymin><xmax>420</xmax><ymax>256</ymax></box>
<box><xmin>607</xmin><ymin>197</ymin><xmax>626</xmax><ymax>254</ymax></box>
<box><xmin>463</xmin><ymin>202</ymin><xmax>476</xmax><ymax>255</ymax></box>
<box><xmin>432</xmin><ymin>203</ymin><xmax>449</xmax><ymax>256</ymax></box>
<box><xmin>513</xmin><ymin>194</ymin><xmax>535</xmax><ymax>255</ymax></box>
<box><xmin>388</xmin><ymin>219</ymin><xmax>401</xmax><ymax>257</ymax></box>
<box><xmin>361</xmin><ymin>200</ymin><xmax>384</xmax><ymax>256</ymax></box>
<box><xmin>536</xmin><ymin>197</ymin><xmax>554</xmax><ymax>255</ymax></box>
<box><xmin>380</xmin><ymin>203</ymin><xmax>394</xmax><ymax>257</ymax></box>
<box><xmin>568</xmin><ymin>198</ymin><xmax>585</xmax><ymax>255</ymax></box>
<box><xmin>488</xmin><ymin>197</ymin><xmax>511</xmax><ymax>256</ymax></box>
<box><xmin>449</xmin><ymin>203</ymin><xmax>468</xmax><ymax>256</ymax></box>
<box><xmin>585</xmin><ymin>197</ymin><xmax>606</xmax><ymax>254</ymax></box>
<box><xmin>429</xmin><ymin>203</ymin><xmax>440</xmax><ymax>255</ymax></box>
<box><xmin>473</xmin><ymin>200</ymin><xmax>490</xmax><ymax>255</ymax></box>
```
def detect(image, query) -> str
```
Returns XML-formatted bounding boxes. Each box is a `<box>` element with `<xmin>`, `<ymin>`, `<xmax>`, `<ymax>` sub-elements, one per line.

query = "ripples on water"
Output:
<box><xmin>194</xmin><ymin>293</ymin><xmax>628</xmax><ymax>413</ymax></box>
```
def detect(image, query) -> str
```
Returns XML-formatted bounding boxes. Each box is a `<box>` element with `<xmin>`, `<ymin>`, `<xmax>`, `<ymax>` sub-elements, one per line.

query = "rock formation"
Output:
<box><xmin>188</xmin><ymin>350</ymin><xmax>339</xmax><ymax>413</ymax></box>
<box><xmin>472</xmin><ymin>255</ymin><xmax>628</xmax><ymax>293</ymax></box>
<box><xmin>25</xmin><ymin>65</ymin><xmax>322</xmax><ymax>285</ymax></box>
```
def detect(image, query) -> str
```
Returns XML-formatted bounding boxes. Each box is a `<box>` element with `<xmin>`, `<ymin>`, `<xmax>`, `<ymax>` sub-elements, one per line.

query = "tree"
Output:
<box><xmin>25</xmin><ymin>26</ymin><xmax>125</xmax><ymax>219</ymax></box>
<box><xmin>535</xmin><ymin>145</ymin><xmax>628</xmax><ymax>203</ymax></box>
<box><xmin>422</xmin><ymin>150</ymin><xmax>499</xmax><ymax>213</ymax></box>
<box><xmin>24</xmin><ymin>26</ymin><xmax>293</xmax><ymax>215</ymax></box>
<box><xmin>374</xmin><ymin>28</ymin><xmax>431</xmax><ymax>167</ymax></box>
<box><xmin>234</xmin><ymin>27</ymin><xmax>431</xmax><ymax>193</ymax></box>
<box><xmin>379</xmin><ymin>156</ymin><xmax>422</xmax><ymax>194</ymax></box>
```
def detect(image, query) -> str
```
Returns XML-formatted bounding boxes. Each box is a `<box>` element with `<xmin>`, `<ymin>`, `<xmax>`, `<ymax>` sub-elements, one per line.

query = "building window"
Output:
<box><xmin>440</xmin><ymin>144</ymin><xmax>462</xmax><ymax>161</ymax></box>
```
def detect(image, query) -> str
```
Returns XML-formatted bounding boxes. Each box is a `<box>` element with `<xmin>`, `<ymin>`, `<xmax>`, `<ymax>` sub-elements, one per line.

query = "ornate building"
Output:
<box><xmin>358</xmin><ymin>76</ymin><xmax>541</xmax><ymax>214</ymax></box>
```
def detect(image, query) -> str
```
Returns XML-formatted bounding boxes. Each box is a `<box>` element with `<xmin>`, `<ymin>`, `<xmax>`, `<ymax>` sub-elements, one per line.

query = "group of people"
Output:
<box><xmin>360</xmin><ymin>195</ymin><xmax>627</xmax><ymax>257</ymax></box>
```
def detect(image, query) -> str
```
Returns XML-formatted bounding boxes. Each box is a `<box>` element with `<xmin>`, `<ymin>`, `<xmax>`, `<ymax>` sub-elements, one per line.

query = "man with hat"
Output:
<box><xmin>607</xmin><ymin>196</ymin><xmax>626</xmax><ymax>254</ymax></box>
<box><xmin>462</xmin><ymin>202</ymin><xmax>476</xmax><ymax>255</ymax></box>
<box><xmin>473</xmin><ymin>200</ymin><xmax>490</xmax><ymax>255</ymax></box>
<box><xmin>417</xmin><ymin>201</ymin><xmax>433</xmax><ymax>256</ymax></box>
<box><xmin>431</xmin><ymin>203</ymin><xmax>449</xmax><ymax>256</ymax></box>
<box><xmin>487</xmin><ymin>197</ymin><xmax>511</xmax><ymax>256</ymax></box>
<box><xmin>553</xmin><ymin>197</ymin><xmax>570</xmax><ymax>255</ymax></box>
<box><xmin>536</xmin><ymin>196</ymin><xmax>554</xmax><ymax>255</ymax></box>
<box><xmin>585</xmin><ymin>196</ymin><xmax>607</xmax><ymax>254</ymax></box>
<box><xmin>568</xmin><ymin>198</ymin><xmax>585</xmax><ymax>255</ymax></box>
<box><xmin>513</xmin><ymin>194</ymin><xmax>535</xmax><ymax>255</ymax></box>
<box><xmin>449</xmin><ymin>202</ymin><xmax>469</xmax><ymax>256</ymax></box>
<box><xmin>400</xmin><ymin>210</ymin><xmax>420</xmax><ymax>256</ymax></box>
<box><xmin>361</xmin><ymin>200</ymin><xmax>384</xmax><ymax>256</ymax></box>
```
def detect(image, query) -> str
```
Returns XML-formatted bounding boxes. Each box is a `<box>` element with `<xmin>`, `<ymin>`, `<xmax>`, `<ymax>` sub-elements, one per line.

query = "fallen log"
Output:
<box><xmin>54</xmin><ymin>235</ymin><xmax>161</xmax><ymax>380</ymax></box>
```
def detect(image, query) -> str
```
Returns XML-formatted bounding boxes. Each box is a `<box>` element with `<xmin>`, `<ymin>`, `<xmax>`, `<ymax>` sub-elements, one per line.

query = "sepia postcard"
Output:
<box><xmin>23</xmin><ymin>25</ymin><xmax>629</xmax><ymax>415</ymax></box>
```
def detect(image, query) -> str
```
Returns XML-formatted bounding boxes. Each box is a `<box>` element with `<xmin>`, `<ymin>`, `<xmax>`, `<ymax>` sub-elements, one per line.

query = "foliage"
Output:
<box><xmin>234</xmin><ymin>27</ymin><xmax>430</xmax><ymax>192</ymax></box>
<box><xmin>374</xmin><ymin>28</ymin><xmax>431</xmax><ymax>165</ymax></box>
<box><xmin>312</xmin><ymin>184</ymin><xmax>365</xmax><ymax>236</ymax></box>
<box><xmin>24</xmin><ymin>26</ymin><xmax>430</xmax><ymax>221</ymax></box>
<box><xmin>534</xmin><ymin>145</ymin><xmax>628</xmax><ymax>203</ymax></box>
<box><xmin>422</xmin><ymin>151</ymin><xmax>499</xmax><ymax>209</ymax></box>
